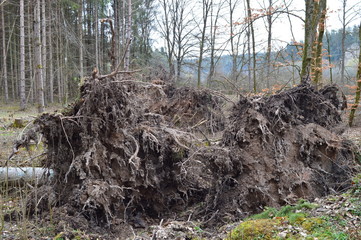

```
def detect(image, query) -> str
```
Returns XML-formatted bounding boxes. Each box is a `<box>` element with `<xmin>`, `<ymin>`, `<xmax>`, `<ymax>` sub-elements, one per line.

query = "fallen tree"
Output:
<box><xmin>27</xmin><ymin>76</ymin><xmax>356</xmax><ymax>237</ymax></box>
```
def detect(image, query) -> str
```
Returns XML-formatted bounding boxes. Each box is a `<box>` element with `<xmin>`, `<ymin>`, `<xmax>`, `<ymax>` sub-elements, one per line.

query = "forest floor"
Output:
<box><xmin>0</xmin><ymin>86</ymin><xmax>360</xmax><ymax>240</ymax></box>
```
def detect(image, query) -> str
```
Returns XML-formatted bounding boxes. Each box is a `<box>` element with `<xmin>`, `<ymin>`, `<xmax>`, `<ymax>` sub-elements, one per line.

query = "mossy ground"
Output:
<box><xmin>226</xmin><ymin>192</ymin><xmax>360</xmax><ymax>240</ymax></box>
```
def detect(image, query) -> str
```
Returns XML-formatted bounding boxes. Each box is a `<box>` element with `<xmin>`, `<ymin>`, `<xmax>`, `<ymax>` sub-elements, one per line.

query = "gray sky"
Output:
<box><xmin>154</xmin><ymin>0</ymin><xmax>361</xmax><ymax>53</ymax></box>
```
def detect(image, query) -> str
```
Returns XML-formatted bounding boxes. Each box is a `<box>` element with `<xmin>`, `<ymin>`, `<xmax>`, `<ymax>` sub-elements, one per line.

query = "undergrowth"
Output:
<box><xmin>226</xmin><ymin>196</ymin><xmax>359</xmax><ymax>240</ymax></box>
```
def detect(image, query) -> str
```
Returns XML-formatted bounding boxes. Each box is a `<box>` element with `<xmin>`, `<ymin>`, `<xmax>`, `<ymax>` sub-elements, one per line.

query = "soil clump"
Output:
<box><xmin>28</xmin><ymin>76</ymin><xmax>356</xmax><ymax>238</ymax></box>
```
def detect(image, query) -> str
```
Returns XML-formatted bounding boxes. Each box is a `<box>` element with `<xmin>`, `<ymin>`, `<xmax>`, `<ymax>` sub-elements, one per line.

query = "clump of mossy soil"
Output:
<box><xmin>226</xmin><ymin>199</ymin><xmax>355</xmax><ymax>240</ymax></box>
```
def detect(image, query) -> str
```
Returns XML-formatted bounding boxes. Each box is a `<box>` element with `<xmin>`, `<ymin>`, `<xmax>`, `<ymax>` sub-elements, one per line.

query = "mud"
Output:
<box><xmin>29</xmin><ymin>77</ymin><xmax>356</xmax><ymax>238</ymax></box>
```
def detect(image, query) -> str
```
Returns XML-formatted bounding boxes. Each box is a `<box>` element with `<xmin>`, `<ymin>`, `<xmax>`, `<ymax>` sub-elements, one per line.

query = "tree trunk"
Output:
<box><xmin>10</xmin><ymin>40</ymin><xmax>15</xmax><ymax>100</ymax></box>
<box><xmin>1</xmin><ymin>5</ymin><xmax>9</xmax><ymax>103</ymax></box>
<box><xmin>34</xmin><ymin>0</ymin><xmax>45</xmax><ymax>113</ymax></box>
<box><xmin>95</xmin><ymin>2</ymin><xmax>99</xmax><ymax>70</ymax></box>
<box><xmin>78</xmin><ymin>0</ymin><xmax>84</xmax><ymax>79</ymax></box>
<box><xmin>301</xmin><ymin>0</ymin><xmax>326</xmax><ymax>83</ymax></box>
<box><xmin>124</xmin><ymin>0</ymin><xmax>132</xmax><ymax>71</ymax></box>
<box><xmin>326</xmin><ymin>31</ymin><xmax>333</xmax><ymax>83</ymax></box>
<box><xmin>207</xmin><ymin>1</ymin><xmax>221</xmax><ymax>86</ymax></box>
<box><xmin>246</xmin><ymin>0</ymin><xmax>257</xmax><ymax>93</ymax></box>
<box><xmin>265</xmin><ymin>0</ymin><xmax>273</xmax><ymax>89</ymax></box>
<box><xmin>312</xmin><ymin>1</ymin><xmax>326</xmax><ymax>88</ymax></box>
<box><xmin>348</xmin><ymin>22</ymin><xmax>361</xmax><ymax>127</ymax></box>
<box><xmin>20</xmin><ymin>0</ymin><xmax>26</xmax><ymax>110</ymax></box>
<box><xmin>197</xmin><ymin>0</ymin><xmax>211</xmax><ymax>88</ymax></box>
<box><xmin>48</xmin><ymin>7</ymin><xmax>54</xmax><ymax>103</ymax></box>
<box><xmin>229</xmin><ymin>0</ymin><xmax>237</xmax><ymax>82</ymax></box>
<box><xmin>42</xmin><ymin>0</ymin><xmax>47</xmax><ymax>104</ymax></box>
<box><xmin>27</xmin><ymin>3</ymin><xmax>34</xmax><ymax>103</ymax></box>
<box><xmin>340</xmin><ymin>0</ymin><xmax>347</xmax><ymax>83</ymax></box>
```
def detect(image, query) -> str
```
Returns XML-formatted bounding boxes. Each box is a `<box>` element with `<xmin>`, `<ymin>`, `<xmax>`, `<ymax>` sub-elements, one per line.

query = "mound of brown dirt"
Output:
<box><xmin>30</xmin><ymin>78</ymin><xmax>356</xmax><ymax>236</ymax></box>
<box><xmin>149</xmin><ymin>85</ymin><xmax>225</xmax><ymax>133</ymax></box>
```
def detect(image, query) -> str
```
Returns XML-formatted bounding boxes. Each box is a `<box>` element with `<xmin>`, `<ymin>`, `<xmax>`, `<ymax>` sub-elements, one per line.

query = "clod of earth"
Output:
<box><xmin>26</xmin><ymin>76</ymin><xmax>357</xmax><ymax>237</ymax></box>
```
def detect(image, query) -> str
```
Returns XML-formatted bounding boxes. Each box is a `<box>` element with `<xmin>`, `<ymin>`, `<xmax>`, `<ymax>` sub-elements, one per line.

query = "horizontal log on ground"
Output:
<box><xmin>0</xmin><ymin>167</ymin><xmax>53</xmax><ymax>184</ymax></box>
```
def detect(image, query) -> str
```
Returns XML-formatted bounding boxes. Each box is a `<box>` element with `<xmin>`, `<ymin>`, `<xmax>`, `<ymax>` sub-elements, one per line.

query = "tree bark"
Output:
<box><xmin>326</xmin><ymin>31</ymin><xmax>333</xmax><ymax>83</ymax></box>
<box><xmin>34</xmin><ymin>0</ymin><xmax>45</xmax><ymax>113</ymax></box>
<box><xmin>42</xmin><ymin>0</ymin><xmax>47</xmax><ymax>103</ymax></box>
<box><xmin>48</xmin><ymin>7</ymin><xmax>54</xmax><ymax>103</ymax></box>
<box><xmin>20</xmin><ymin>0</ymin><xmax>26</xmax><ymax>110</ymax></box>
<box><xmin>197</xmin><ymin>0</ymin><xmax>211</xmax><ymax>88</ymax></box>
<box><xmin>246</xmin><ymin>0</ymin><xmax>257</xmax><ymax>93</ymax></box>
<box><xmin>340</xmin><ymin>0</ymin><xmax>347</xmax><ymax>83</ymax></box>
<box><xmin>1</xmin><ymin>4</ymin><xmax>9</xmax><ymax>103</ymax></box>
<box><xmin>348</xmin><ymin>22</ymin><xmax>361</xmax><ymax>127</ymax></box>
<box><xmin>301</xmin><ymin>0</ymin><xmax>326</xmax><ymax>84</ymax></box>
<box><xmin>78</xmin><ymin>0</ymin><xmax>84</xmax><ymax>79</ymax></box>
<box><xmin>265</xmin><ymin>0</ymin><xmax>273</xmax><ymax>89</ymax></box>
<box><xmin>95</xmin><ymin>2</ymin><xmax>99</xmax><ymax>70</ymax></box>
<box><xmin>312</xmin><ymin>1</ymin><xmax>326</xmax><ymax>88</ymax></box>
<box><xmin>229</xmin><ymin>0</ymin><xmax>237</xmax><ymax>82</ymax></box>
<box><xmin>124</xmin><ymin>0</ymin><xmax>132</xmax><ymax>71</ymax></box>
<box><xmin>27</xmin><ymin>3</ymin><xmax>34</xmax><ymax>103</ymax></box>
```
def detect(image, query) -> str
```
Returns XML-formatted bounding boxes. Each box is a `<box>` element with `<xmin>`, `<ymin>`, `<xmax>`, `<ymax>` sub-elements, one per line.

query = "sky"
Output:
<box><xmin>258</xmin><ymin>0</ymin><xmax>360</xmax><ymax>50</ymax></box>
<box><xmin>154</xmin><ymin>0</ymin><xmax>361</xmax><ymax>53</ymax></box>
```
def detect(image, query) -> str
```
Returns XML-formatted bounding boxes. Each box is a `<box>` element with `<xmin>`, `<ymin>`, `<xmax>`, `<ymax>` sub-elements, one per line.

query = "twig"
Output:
<box><xmin>98</xmin><ymin>38</ymin><xmax>132</xmax><ymax>80</ymax></box>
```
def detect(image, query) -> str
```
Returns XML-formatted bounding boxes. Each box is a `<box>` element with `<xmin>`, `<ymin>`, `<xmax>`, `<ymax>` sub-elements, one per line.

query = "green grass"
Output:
<box><xmin>226</xmin><ymin>198</ymin><xmax>358</xmax><ymax>240</ymax></box>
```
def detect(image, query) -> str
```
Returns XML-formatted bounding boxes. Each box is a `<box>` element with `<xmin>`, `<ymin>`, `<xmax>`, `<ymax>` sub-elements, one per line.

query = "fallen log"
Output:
<box><xmin>0</xmin><ymin>167</ymin><xmax>53</xmax><ymax>184</ymax></box>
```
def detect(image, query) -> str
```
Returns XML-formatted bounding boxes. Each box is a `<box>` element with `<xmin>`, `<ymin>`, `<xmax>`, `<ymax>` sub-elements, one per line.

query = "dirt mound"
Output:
<box><xmin>31</xmin><ymin>78</ymin><xmax>356</xmax><ymax>236</ymax></box>
<box><xmin>150</xmin><ymin>85</ymin><xmax>225</xmax><ymax>133</ymax></box>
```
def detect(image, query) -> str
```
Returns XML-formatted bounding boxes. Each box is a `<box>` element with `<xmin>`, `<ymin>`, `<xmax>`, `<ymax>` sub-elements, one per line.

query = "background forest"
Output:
<box><xmin>0</xmin><ymin>0</ymin><xmax>360</xmax><ymax>112</ymax></box>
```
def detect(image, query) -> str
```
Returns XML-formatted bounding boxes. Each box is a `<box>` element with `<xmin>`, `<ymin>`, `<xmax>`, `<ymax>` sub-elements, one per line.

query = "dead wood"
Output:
<box><xmin>28</xmin><ymin>77</ymin><xmax>356</xmax><ymax>236</ymax></box>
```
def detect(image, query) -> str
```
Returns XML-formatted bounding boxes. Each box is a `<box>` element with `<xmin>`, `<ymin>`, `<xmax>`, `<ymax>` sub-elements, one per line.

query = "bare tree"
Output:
<box><xmin>207</xmin><ymin>0</ymin><xmax>223</xmax><ymax>86</ymax></box>
<box><xmin>246</xmin><ymin>0</ymin><xmax>257</xmax><ymax>93</ymax></box>
<box><xmin>197</xmin><ymin>0</ymin><xmax>212</xmax><ymax>87</ymax></box>
<box><xmin>157</xmin><ymin>0</ymin><xmax>195</xmax><ymax>81</ymax></box>
<box><xmin>228</xmin><ymin>0</ymin><xmax>239</xmax><ymax>82</ymax></box>
<box><xmin>340</xmin><ymin>0</ymin><xmax>360</xmax><ymax>83</ymax></box>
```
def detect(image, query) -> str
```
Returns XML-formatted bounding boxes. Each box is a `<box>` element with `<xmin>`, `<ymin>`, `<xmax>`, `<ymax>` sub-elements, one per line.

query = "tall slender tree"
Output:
<box><xmin>1</xmin><ymin>4</ymin><xmax>9</xmax><ymax>103</ymax></box>
<box><xmin>124</xmin><ymin>0</ymin><xmax>132</xmax><ymax>71</ymax></box>
<box><xmin>42</xmin><ymin>0</ymin><xmax>47</xmax><ymax>102</ymax></box>
<box><xmin>19</xmin><ymin>0</ymin><xmax>26</xmax><ymax>109</ymax></box>
<box><xmin>78</xmin><ymin>0</ymin><xmax>84</xmax><ymax>79</ymax></box>
<box><xmin>246</xmin><ymin>0</ymin><xmax>257</xmax><ymax>93</ymax></box>
<box><xmin>34</xmin><ymin>0</ymin><xmax>45</xmax><ymax>112</ymax></box>
<box><xmin>348</xmin><ymin>22</ymin><xmax>361</xmax><ymax>126</ymax></box>
<box><xmin>197</xmin><ymin>0</ymin><xmax>211</xmax><ymax>87</ymax></box>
